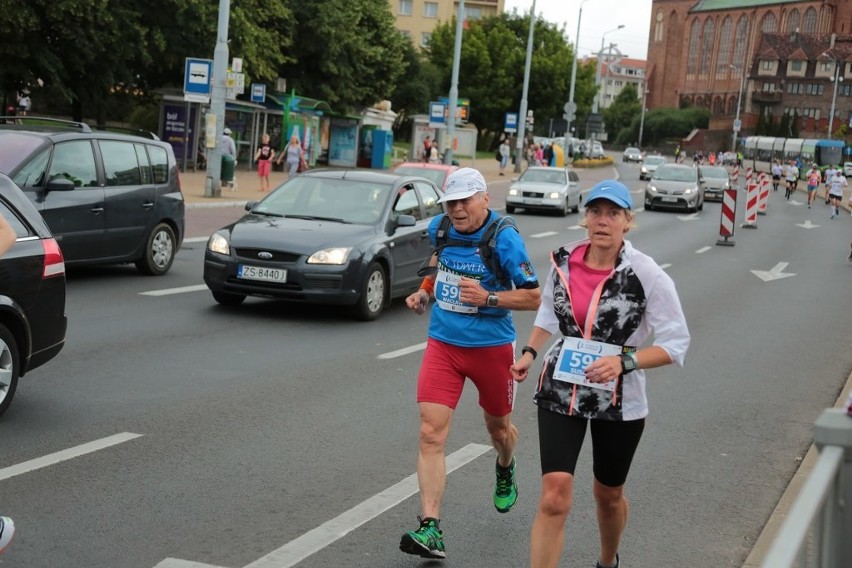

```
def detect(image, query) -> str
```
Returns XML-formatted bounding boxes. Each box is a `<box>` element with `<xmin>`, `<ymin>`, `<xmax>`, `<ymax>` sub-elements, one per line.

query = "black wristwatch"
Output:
<box><xmin>521</xmin><ymin>346</ymin><xmax>538</xmax><ymax>359</ymax></box>
<box><xmin>486</xmin><ymin>293</ymin><xmax>499</xmax><ymax>307</ymax></box>
<box><xmin>620</xmin><ymin>352</ymin><xmax>638</xmax><ymax>373</ymax></box>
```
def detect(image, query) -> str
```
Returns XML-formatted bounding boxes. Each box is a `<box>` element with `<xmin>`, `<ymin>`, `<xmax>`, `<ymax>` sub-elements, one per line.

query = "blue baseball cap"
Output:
<box><xmin>585</xmin><ymin>180</ymin><xmax>633</xmax><ymax>209</ymax></box>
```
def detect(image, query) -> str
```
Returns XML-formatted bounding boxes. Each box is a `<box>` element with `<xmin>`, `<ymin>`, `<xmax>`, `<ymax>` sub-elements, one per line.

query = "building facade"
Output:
<box><xmin>599</xmin><ymin>57</ymin><xmax>648</xmax><ymax>110</ymax></box>
<box><xmin>391</xmin><ymin>0</ymin><xmax>504</xmax><ymax>49</ymax></box>
<box><xmin>645</xmin><ymin>0</ymin><xmax>852</xmax><ymax>146</ymax></box>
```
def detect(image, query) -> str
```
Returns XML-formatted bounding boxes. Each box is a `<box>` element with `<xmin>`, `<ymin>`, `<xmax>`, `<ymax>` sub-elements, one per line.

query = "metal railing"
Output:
<box><xmin>760</xmin><ymin>409</ymin><xmax>851</xmax><ymax>568</ymax></box>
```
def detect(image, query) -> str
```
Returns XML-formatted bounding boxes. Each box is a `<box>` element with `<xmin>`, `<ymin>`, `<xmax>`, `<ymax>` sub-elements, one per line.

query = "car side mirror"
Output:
<box><xmin>46</xmin><ymin>177</ymin><xmax>75</xmax><ymax>192</ymax></box>
<box><xmin>395</xmin><ymin>214</ymin><xmax>416</xmax><ymax>228</ymax></box>
<box><xmin>245</xmin><ymin>201</ymin><xmax>258</xmax><ymax>211</ymax></box>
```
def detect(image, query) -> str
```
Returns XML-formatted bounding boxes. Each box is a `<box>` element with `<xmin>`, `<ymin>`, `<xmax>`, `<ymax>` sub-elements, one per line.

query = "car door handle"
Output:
<box><xmin>141</xmin><ymin>201</ymin><xmax>154</xmax><ymax>210</ymax></box>
<box><xmin>91</xmin><ymin>206</ymin><xmax>104</xmax><ymax>214</ymax></box>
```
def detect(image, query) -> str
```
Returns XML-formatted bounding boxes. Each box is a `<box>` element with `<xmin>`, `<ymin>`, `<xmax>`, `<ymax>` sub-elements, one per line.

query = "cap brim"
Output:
<box><xmin>585</xmin><ymin>195</ymin><xmax>632</xmax><ymax>209</ymax></box>
<box><xmin>437</xmin><ymin>189</ymin><xmax>481</xmax><ymax>203</ymax></box>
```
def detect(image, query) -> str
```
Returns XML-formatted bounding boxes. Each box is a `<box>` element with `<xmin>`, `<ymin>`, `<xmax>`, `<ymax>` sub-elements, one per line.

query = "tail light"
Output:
<box><xmin>41</xmin><ymin>237</ymin><xmax>65</xmax><ymax>278</ymax></box>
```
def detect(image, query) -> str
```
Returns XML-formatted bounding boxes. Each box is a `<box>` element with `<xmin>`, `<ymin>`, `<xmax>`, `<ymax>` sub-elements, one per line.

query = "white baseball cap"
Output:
<box><xmin>223</xmin><ymin>127</ymin><xmax>232</xmax><ymax>135</ymax></box>
<box><xmin>437</xmin><ymin>167</ymin><xmax>487</xmax><ymax>203</ymax></box>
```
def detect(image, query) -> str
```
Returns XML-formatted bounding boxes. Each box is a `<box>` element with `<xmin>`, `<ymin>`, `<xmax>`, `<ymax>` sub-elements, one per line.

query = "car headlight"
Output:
<box><xmin>641</xmin><ymin>167</ymin><xmax>648</xmax><ymax>173</ymax></box>
<box><xmin>207</xmin><ymin>232</ymin><xmax>230</xmax><ymax>255</ymax></box>
<box><xmin>547</xmin><ymin>192</ymin><xmax>561</xmax><ymax>199</ymax></box>
<box><xmin>307</xmin><ymin>247</ymin><xmax>352</xmax><ymax>265</ymax></box>
<box><xmin>724</xmin><ymin>182</ymin><xmax>730</xmax><ymax>189</ymax></box>
<box><xmin>684</xmin><ymin>188</ymin><xmax>694</xmax><ymax>195</ymax></box>
<box><xmin>647</xmin><ymin>185</ymin><xmax>658</xmax><ymax>193</ymax></box>
<box><xmin>508</xmin><ymin>188</ymin><xmax>519</xmax><ymax>196</ymax></box>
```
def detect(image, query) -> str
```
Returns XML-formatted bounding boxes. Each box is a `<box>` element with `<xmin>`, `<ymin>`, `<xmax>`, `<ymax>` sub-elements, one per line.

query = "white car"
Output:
<box><xmin>506</xmin><ymin>166</ymin><xmax>582</xmax><ymax>216</ymax></box>
<box><xmin>843</xmin><ymin>162</ymin><xmax>852</xmax><ymax>177</ymax></box>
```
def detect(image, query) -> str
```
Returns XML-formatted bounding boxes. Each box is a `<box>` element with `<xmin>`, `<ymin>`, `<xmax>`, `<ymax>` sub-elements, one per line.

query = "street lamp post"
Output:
<box><xmin>731</xmin><ymin>64</ymin><xmax>745</xmax><ymax>153</ymax></box>
<box><xmin>565</xmin><ymin>0</ymin><xmax>590</xmax><ymax>147</ymax></box>
<box><xmin>443</xmin><ymin>0</ymin><xmax>465</xmax><ymax>165</ymax></box>
<box><xmin>638</xmin><ymin>87</ymin><xmax>649</xmax><ymax>147</ymax></box>
<box><xmin>591</xmin><ymin>25</ymin><xmax>624</xmax><ymax>115</ymax></box>
<box><xmin>514</xmin><ymin>0</ymin><xmax>536</xmax><ymax>173</ymax></box>
<box><xmin>827</xmin><ymin>61</ymin><xmax>842</xmax><ymax>139</ymax></box>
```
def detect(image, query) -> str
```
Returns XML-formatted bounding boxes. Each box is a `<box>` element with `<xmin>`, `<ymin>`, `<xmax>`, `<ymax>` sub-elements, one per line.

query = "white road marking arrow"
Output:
<box><xmin>751</xmin><ymin>261</ymin><xmax>796</xmax><ymax>282</ymax></box>
<box><xmin>795</xmin><ymin>220</ymin><xmax>819</xmax><ymax>229</ymax></box>
<box><xmin>676</xmin><ymin>213</ymin><xmax>700</xmax><ymax>221</ymax></box>
<box><xmin>789</xmin><ymin>199</ymin><xmax>804</xmax><ymax>206</ymax></box>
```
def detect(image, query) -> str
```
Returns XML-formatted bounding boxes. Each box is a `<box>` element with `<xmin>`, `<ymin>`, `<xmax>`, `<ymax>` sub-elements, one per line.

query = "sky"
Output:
<box><xmin>503</xmin><ymin>0</ymin><xmax>654</xmax><ymax>60</ymax></box>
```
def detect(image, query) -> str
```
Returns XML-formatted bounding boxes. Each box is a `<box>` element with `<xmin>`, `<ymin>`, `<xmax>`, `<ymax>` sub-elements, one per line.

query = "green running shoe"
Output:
<box><xmin>399</xmin><ymin>516</ymin><xmax>445</xmax><ymax>559</ymax></box>
<box><xmin>494</xmin><ymin>458</ymin><xmax>518</xmax><ymax>513</ymax></box>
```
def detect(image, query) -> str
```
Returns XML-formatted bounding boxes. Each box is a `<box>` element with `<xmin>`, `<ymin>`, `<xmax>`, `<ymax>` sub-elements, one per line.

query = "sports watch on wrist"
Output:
<box><xmin>620</xmin><ymin>352</ymin><xmax>638</xmax><ymax>373</ymax></box>
<box><xmin>486</xmin><ymin>293</ymin><xmax>499</xmax><ymax>307</ymax></box>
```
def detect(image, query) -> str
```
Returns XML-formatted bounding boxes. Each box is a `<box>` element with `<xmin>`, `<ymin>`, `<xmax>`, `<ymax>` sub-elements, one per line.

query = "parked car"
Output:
<box><xmin>505</xmin><ymin>166</ymin><xmax>582</xmax><ymax>216</ymax></box>
<box><xmin>393</xmin><ymin>162</ymin><xmax>459</xmax><ymax>190</ymax></box>
<box><xmin>203</xmin><ymin>169</ymin><xmax>445</xmax><ymax>320</ymax></box>
<box><xmin>843</xmin><ymin>162</ymin><xmax>852</xmax><ymax>177</ymax></box>
<box><xmin>640</xmin><ymin>155</ymin><xmax>667</xmax><ymax>180</ymax></box>
<box><xmin>622</xmin><ymin>147</ymin><xmax>643</xmax><ymax>163</ymax></box>
<box><xmin>0</xmin><ymin>174</ymin><xmax>67</xmax><ymax>417</ymax></box>
<box><xmin>0</xmin><ymin>118</ymin><xmax>185</xmax><ymax>275</ymax></box>
<box><xmin>697</xmin><ymin>165</ymin><xmax>731</xmax><ymax>201</ymax></box>
<box><xmin>645</xmin><ymin>163</ymin><xmax>705</xmax><ymax>212</ymax></box>
<box><xmin>588</xmin><ymin>141</ymin><xmax>605</xmax><ymax>159</ymax></box>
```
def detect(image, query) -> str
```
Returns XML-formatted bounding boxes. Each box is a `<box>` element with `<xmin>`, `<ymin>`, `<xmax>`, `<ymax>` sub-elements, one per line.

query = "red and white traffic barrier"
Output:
<box><xmin>746</xmin><ymin>167</ymin><xmax>753</xmax><ymax>190</ymax></box>
<box><xmin>732</xmin><ymin>164</ymin><xmax>739</xmax><ymax>188</ymax></box>
<box><xmin>716</xmin><ymin>188</ymin><xmax>737</xmax><ymax>246</ymax></box>
<box><xmin>757</xmin><ymin>173</ymin><xmax>770</xmax><ymax>215</ymax></box>
<box><xmin>742</xmin><ymin>183</ymin><xmax>759</xmax><ymax>228</ymax></box>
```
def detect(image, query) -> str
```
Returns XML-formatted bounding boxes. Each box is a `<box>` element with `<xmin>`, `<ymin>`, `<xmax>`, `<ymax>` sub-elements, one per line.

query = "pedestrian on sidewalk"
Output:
<box><xmin>499</xmin><ymin>137</ymin><xmax>511</xmax><ymax>176</ymax></box>
<box><xmin>399</xmin><ymin>167</ymin><xmax>541</xmax><ymax>560</ymax></box>
<box><xmin>277</xmin><ymin>134</ymin><xmax>304</xmax><ymax>179</ymax></box>
<box><xmin>510</xmin><ymin>180</ymin><xmax>690</xmax><ymax>568</ymax></box>
<box><xmin>254</xmin><ymin>133</ymin><xmax>276</xmax><ymax>192</ymax></box>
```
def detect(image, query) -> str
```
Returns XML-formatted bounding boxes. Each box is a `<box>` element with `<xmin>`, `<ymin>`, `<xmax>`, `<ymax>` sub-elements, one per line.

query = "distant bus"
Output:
<box><xmin>743</xmin><ymin>136</ymin><xmax>846</xmax><ymax>178</ymax></box>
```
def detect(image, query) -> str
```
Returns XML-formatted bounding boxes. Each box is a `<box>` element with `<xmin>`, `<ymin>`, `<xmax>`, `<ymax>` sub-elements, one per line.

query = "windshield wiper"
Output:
<box><xmin>252</xmin><ymin>210</ymin><xmax>284</xmax><ymax>217</ymax></box>
<box><xmin>284</xmin><ymin>214</ymin><xmax>349</xmax><ymax>223</ymax></box>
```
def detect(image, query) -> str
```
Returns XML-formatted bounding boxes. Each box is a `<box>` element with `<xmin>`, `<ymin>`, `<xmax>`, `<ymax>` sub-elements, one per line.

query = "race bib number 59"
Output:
<box><xmin>553</xmin><ymin>337</ymin><xmax>622</xmax><ymax>392</ymax></box>
<box><xmin>435</xmin><ymin>268</ymin><xmax>478</xmax><ymax>314</ymax></box>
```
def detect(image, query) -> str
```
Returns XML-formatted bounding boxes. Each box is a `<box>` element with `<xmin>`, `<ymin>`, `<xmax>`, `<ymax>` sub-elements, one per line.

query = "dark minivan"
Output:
<box><xmin>0</xmin><ymin>120</ymin><xmax>184</xmax><ymax>275</ymax></box>
<box><xmin>0</xmin><ymin>174</ymin><xmax>67</xmax><ymax>417</ymax></box>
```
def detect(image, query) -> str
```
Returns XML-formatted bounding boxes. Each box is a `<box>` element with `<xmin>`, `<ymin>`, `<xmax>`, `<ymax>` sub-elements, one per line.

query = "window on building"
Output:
<box><xmin>802</xmin><ymin>8</ymin><xmax>816</xmax><ymax>33</ymax></box>
<box><xmin>790</xmin><ymin>60</ymin><xmax>803</xmax><ymax>72</ymax></box>
<box><xmin>700</xmin><ymin>19</ymin><xmax>715</xmax><ymax>75</ymax></box>
<box><xmin>762</xmin><ymin>82</ymin><xmax>776</xmax><ymax>93</ymax></box>
<box><xmin>465</xmin><ymin>6</ymin><xmax>482</xmax><ymax>19</ymax></box>
<box><xmin>716</xmin><ymin>17</ymin><xmax>733</xmax><ymax>77</ymax></box>
<box><xmin>420</xmin><ymin>32</ymin><xmax>431</xmax><ymax>47</ymax></box>
<box><xmin>787</xmin><ymin>9</ymin><xmax>800</xmax><ymax>32</ymax></box>
<box><xmin>760</xmin><ymin>60</ymin><xmax>771</xmax><ymax>71</ymax></box>
<box><xmin>399</xmin><ymin>0</ymin><xmax>412</xmax><ymax>16</ymax></box>
<box><xmin>424</xmin><ymin>2</ymin><xmax>438</xmax><ymax>18</ymax></box>
<box><xmin>687</xmin><ymin>19</ymin><xmax>701</xmax><ymax>75</ymax></box>
<box><xmin>654</xmin><ymin>10</ymin><xmax>664</xmax><ymax>43</ymax></box>
<box><xmin>761</xmin><ymin>12</ymin><xmax>777</xmax><ymax>33</ymax></box>
<box><xmin>733</xmin><ymin>17</ymin><xmax>748</xmax><ymax>70</ymax></box>
<box><xmin>819</xmin><ymin>61</ymin><xmax>833</xmax><ymax>74</ymax></box>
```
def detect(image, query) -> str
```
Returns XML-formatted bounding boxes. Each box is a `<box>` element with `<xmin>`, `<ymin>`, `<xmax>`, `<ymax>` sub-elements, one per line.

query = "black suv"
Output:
<box><xmin>0</xmin><ymin>118</ymin><xmax>185</xmax><ymax>275</ymax></box>
<box><xmin>0</xmin><ymin>174</ymin><xmax>67</xmax><ymax>417</ymax></box>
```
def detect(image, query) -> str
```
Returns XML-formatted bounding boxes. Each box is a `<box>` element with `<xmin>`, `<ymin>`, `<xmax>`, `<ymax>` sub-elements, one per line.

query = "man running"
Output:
<box><xmin>400</xmin><ymin>167</ymin><xmax>541</xmax><ymax>559</ymax></box>
<box><xmin>827</xmin><ymin>169</ymin><xmax>848</xmax><ymax>219</ymax></box>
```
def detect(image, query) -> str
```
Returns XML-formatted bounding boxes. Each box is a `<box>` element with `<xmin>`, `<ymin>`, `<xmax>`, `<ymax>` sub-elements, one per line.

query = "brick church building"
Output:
<box><xmin>645</xmin><ymin>0</ymin><xmax>852</xmax><ymax>150</ymax></box>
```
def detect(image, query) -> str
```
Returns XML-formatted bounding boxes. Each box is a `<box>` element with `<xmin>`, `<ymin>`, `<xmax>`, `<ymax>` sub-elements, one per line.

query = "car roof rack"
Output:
<box><xmin>93</xmin><ymin>125</ymin><xmax>160</xmax><ymax>140</ymax></box>
<box><xmin>0</xmin><ymin>116</ymin><xmax>92</xmax><ymax>132</ymax></box>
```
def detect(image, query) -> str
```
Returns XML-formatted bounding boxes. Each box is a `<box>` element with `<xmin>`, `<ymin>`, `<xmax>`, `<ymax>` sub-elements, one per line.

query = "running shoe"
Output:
<box><xmin>0</xmin><ymin>516</ymin><xmax>14</xmax><ymax>554</ymax></box>
<box><xmin>493</xmin><ymin>458</ymin><xmax>518</xmax><ymax>513</ymax></box>
<box><xmin>399</xmin><ymin>516</ymin><xmax>445</xmax><ymax>559</ymax></box>
<box><xmin>596</xmin><ymin>553</ymin><xmax>620</xmax><ymax>568</ymax></box>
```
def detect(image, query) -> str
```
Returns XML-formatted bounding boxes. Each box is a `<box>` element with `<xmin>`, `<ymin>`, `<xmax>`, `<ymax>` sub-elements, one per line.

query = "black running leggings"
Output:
<box><xmin>538</xmin><ymin>407</ymin><xmax>645</xmax><ymax>487</ymax></box>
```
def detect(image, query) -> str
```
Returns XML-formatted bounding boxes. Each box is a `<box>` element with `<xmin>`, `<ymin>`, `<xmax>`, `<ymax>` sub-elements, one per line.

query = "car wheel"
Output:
<box><xmin>560</xmin><ymin>198</ymin><xmax>569</xmax><ymax>217</ymax></box>
<box><xmin>572</xmin><ymin>195</ymin><xmax>581</xmax><ymax>214</ymax></box>
<box><xmin>0</xmin><ymin>324</ymin><xmax>20</xmax><ymax>418</ymax></box>
<box><xmin>698</xmin><ymin>198</ymin><xmax>704</xmax><ymax>211</ymax></box>
<box><xmin>136</xmin><ymin>223</ymin><xmax>176</xmax><ymax>275</ymax></box>
<box><xmin>212</xmin><ymin>290</ymin><xmax>246</xmax><ymax>306</ymax></box>
<box><xmin>646</xmin><ymin>202</ymin><xmax>654</xmax><ymax>211</ymax></box>
<box><xmin>353</xmin><ymin>262</ymin><xmax>386</xmax><ymax>321</ymax></box>
<box><xmin>506</xmin><ymin>204</ymin><xmax>515</xmax><ymax>214</ymax></box>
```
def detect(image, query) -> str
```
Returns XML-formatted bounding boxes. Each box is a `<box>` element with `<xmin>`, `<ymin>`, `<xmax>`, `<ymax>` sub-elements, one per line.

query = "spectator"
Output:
<box><xmin>253</xmin><ymin>133</ymin><xmax>276</xmax><ymax>192</ymax></box>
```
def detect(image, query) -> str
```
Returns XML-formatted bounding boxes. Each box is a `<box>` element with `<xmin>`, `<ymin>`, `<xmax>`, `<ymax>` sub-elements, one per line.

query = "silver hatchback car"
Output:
<box><xmin>645</xmin><ymin>164</ymin><xmax>705</xmax><ymax>212</ymax></box>
<box><xmin>506</xmin><ymin>166</ymin><xmax>582</xmax><ymax>216</ymax></box>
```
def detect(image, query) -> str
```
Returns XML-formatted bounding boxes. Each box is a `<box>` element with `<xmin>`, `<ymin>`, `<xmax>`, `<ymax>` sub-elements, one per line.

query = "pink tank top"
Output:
<box><xmin>567</xmin><ymin>244</ymin><xmax>613</xmax><ymax>335</ymax></box>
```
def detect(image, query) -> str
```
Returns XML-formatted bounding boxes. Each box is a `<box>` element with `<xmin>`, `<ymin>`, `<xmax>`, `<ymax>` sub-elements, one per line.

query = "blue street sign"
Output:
<box><xmin>429</xmin><ymin>102</ymin><xmax>446</xmax><ymax>125</ymax></box>
<box><xmin>250</xmin><ymin>83</ymin><xmax>266</xmax><ymax>103</ymax></box>
<box><xmin>184</xmin><ymin>58</ymin><xmax>213</xmax><ymax>101</ymax></box>
<box><xmin>504</xmin><ymin>112</ymin><xmax>519</xmax><ymax>132</ymax></box>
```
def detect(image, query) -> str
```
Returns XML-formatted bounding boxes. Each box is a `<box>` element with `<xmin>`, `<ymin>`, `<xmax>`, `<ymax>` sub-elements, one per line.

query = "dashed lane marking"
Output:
<box><xmin>530</xmin><ymin>231</ymin><xmax>559</xmax><ymax>238</ymax></box>
<box><xmin>140</xmin><ymin>284</ymin><xmax>208</xmax><ymax>296</ymax></box>
<box><xmin>696</xmin><ymin>246</ymin><xmax>712</xmax><ymax>254</ymax></box>
<box><xmin>0</xmin><ymin>432</ymin><xmax>143</xmax><ymax>482</ymax></box>
<box><xmin>377</xmin><ymin>342</ymin><xmax>428</xmax><ymax>360</ymax></box>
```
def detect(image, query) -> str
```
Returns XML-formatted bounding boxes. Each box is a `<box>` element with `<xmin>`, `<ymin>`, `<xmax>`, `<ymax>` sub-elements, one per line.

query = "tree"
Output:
<box><xmin>426</xmin><ymin>12</ymin><xmax>575</xmax><ymax>142</ymax></box>
<box><xmin>602</xmin><ymin>84</ymin><xmax>640</xmax><ymax>144</ymax></box>
<box><xmin>281</xmin><ymin>0</ymin><xmax>407</xmax><ymax>112</ymax></box>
